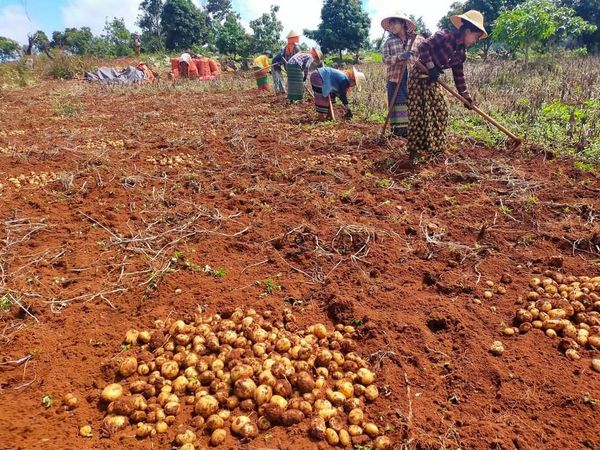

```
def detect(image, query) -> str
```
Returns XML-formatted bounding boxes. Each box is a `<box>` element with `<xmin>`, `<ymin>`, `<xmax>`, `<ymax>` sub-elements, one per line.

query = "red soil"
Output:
<box><xmin>0</xmin><ymin>79</ymin><xmax>599</xmax><ymax>450</ymax></box>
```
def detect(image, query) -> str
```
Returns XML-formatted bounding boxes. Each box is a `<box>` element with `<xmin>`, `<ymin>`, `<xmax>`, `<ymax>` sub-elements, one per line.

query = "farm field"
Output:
<box><xmin>0</xmin><ymin>75</ymin><xmax>599</xmax><ymax>450</ymax></box>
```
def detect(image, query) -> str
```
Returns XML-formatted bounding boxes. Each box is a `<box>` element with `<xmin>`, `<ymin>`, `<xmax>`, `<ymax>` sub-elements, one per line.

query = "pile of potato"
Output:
<box><xmin>512</xmin><ymin>272</ymin><xmax>600</xmax><ymax>361</ymax></box>
<box><xmin>98</xmin><ymin>308</ymin><xmax>392</xmax><ymax>449</ymax></box>
<box><xmin>7</xmin><ymin>171</ymin><xmax>59</xmax><ymax>189</ymax></box>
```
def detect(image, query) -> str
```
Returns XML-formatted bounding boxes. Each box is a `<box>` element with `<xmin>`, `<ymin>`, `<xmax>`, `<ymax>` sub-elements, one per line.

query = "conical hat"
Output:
<box><xmin>451</xmin><ymin>10</ymin><xmax>488</xmax><ymax>39</ymax></box>
<box><xmin>286</xmin><ymin>30</ymin><xmax>301</xmax><ymax>39</ymax></box>
<box><xmin>352</xmin><ymin>67</ymin><xmax>366</xmax><ymax>92</ymax></box>
<box><xmin>381</xmin><ymin>11</ymin><xmax>416</xmax><ymax>33</ymax></box>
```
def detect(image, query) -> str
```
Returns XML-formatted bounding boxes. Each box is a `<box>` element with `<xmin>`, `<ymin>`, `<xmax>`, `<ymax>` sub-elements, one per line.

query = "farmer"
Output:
<box><xmin>132</xmin><ymin>33</ymin><xmax>141</xmax><ymax>57</ymax></box>
<box><xmin>271</xmin><ymin>51</ymin><xmax>286</xmax><ymax>94</ymax></box>
<box><xmin>286</xmin><ymin>48</ymin><xmax>322</xmax><ymax>102</ymax></box>
<box><xmin>282</xmin><ymin>30</ymin><xmax>301</xmax><ymax>62</ymax></box>
<box><xmin>381</xmin><ymin>12</ymin><xmax>424</xmax><ymax>138</ymax></box>
<box><xmin>253</xmin><ymin>51</ymin><xmax>272</xmax><ymax>91</ymax></box>
<box><xmin>172</xmin><ymin>50</ymin><xmax>193</xmax><ymax>79</ymax></box>
<box><xmin>309</xmin><ymin>67</ymin><xmax>365</xmax><ymax>119</ymax></box>
<box><xmin>408</xmin><ymin>10</ymin><xmax>487</xmax><ymax>161</ymax></box>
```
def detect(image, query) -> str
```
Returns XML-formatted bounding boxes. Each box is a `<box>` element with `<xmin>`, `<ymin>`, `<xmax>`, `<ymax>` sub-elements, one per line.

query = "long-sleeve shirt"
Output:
<box><xmin>253</xmin><ymin>55</ymin><xmax>270</xmax><ymax>69</ymax></box>
<box><xmin>382</xmin><ymin>34</ymin><xmax>424</xmax><ymax>82</ymax></box>
<box><xmin>317</xmin><ymin>67</ymin><xmax>351</xmax><ymax>106</ymax></box>
<box><xmin>418</xmin><ymin>29</ymin><xmax>468</xmax><ymax>94</ymax></box>
<box><xmin>287</xmin><ymin>52</ymin><xmax>315</xmax><ymax>79</ymax></box>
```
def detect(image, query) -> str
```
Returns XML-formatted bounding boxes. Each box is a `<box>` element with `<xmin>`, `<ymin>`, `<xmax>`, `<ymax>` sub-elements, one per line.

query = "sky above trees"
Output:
<box><xmin>0</xmin><ymin>0</ymin><xmax>456</xmax><ymax>44</ymax></box>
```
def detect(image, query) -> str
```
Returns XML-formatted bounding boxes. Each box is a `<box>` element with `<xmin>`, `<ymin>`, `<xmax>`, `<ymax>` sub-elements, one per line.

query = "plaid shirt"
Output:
<box><xmin>382</xmin><ymin>34</ymin><xmax>424</xmax><ymax>82</ymax></box>
<box><xmin>287</xmin><ymin>52</ymin><xmax>315</xmax><ymax>78</ymax></box>
<box><xmin>418</xmin><ymin>30</ymin><xmax>468</xmax><ymax>94</ymax></box>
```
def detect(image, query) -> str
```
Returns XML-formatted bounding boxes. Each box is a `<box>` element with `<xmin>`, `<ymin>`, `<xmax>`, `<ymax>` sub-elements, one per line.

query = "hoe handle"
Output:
<box><xmin>415</xmin><ymin>61</ymin><xmax>522</xmax><ymax>144</ymax></box>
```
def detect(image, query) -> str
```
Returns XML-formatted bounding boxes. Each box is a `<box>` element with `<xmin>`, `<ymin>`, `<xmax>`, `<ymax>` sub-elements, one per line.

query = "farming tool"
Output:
<box><xmin>380</xmin><ymin>34</ymin><xmax>417</xmax><ymax>139</ymax></box>
<box><xmin>415</xmin><ymin>61</ymin><xmax>522</xmax><ymax>149</ymax></box>
<box><xmin>328</xmin><ymin>96</ymin><xmax>336</xmax><ymax>121</ymax></box>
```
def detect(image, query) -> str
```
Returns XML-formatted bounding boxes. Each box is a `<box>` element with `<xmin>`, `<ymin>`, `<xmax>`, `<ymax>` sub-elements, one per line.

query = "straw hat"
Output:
<box><xmin>311</xmin><ymin>48</ymin><xmax>323</xmax><ymax>60</ymax></box>
<box><xmin>451</xmin><ymin>10</ymin><xmax>488</xmax><ymax>39</ymax></box>
<box><xmin>381</xmin><ymin>11</ymin><xmax>416</xmax><ymax>34</ymax></box>
<box><xmin>352</xmin><ymin>67</ymin><xmax>366</xmax><ymax>92</ymax></box>
<box><xmin>286</xmin><ymin>30</ymin><xmax>301</xmax><ymax>39</ymax></box>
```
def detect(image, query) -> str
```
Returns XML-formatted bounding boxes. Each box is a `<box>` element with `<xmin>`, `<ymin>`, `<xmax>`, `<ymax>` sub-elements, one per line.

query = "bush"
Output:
<box><xmin>46</xmin><ymin>54</ymin><xmax>96</xmax><ymax>79</ymax></box>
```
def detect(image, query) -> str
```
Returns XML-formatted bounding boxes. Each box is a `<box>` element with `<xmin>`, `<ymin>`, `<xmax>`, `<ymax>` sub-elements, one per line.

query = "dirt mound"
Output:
<box><xmin>0</xmin><ymin>81</ymin><xmax>599</xmax><ymax>450</ymax></box>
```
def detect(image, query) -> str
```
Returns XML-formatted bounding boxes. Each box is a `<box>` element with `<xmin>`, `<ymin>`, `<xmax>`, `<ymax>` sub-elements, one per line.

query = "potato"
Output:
<box><xmin>231</xmin><ymin>415</ymin><xmax>251</xmax><ymax>434</ymax></box>
<box><xmin>315</xmin><ymin>350</ymin><xmax>333</xmax><ymax>367</ymax></box>
<box><xmin>161</xmin><ymin>361</ymin><xmax>179</xmax><ymax>380</ymax></box>
<box><xmin>274</xmin><ymin>379</ymin><xmax>293</xmax><ymax>398</ymax></box>
<box><xmin>180</xmin><ymin>445</ymin><xmax>194</xmax><ymax>450</ymax></box>
<box><xmin>63</xmin><ymin>393</ymin><xmax>78</xmax><ymax>410</ymax></box>
<box><xmin>79</xmin><ymin>425</ymin><xmax>92</xmax><ymax>438</ymax></box>
<box><xmin>254</xmin><ymin>384</ymin><xmax>273</xmax><ymax>406</ymax></box>
<box><xmin>262</xmin><ymin>403</ymin><xmax>284</xmax><ymax>424</ymax></box>
<box><xmin>364</xmin><ymin>385</ymin><xmax>379</xmax><ymax>401</ymax></box>
<box><xmin>102</xmin><ymin>415</ymin><xmax>128</xmax><ymax>435</ymax></box>
<box><xmin>364</xmin><ymin>422</ymin><xmax>379</xmax><ymax>437</ymax></box>
<box><xmin>589</xmin><ymin>335</ymin><xmax>600</xmax><ymax>348</ymax></box>
<box><xmin>119</xmin><ymin>357</ymin><xmax>138</xmax><ymax>378</ymax></box>
<box><xmin>325</xmin><ymin>428</ymin><xmax>339</xmax><ymax>445</ymax></box>
<box><xmin>337</xmin><ymin>380</ymin><xmax>354</xmax><ymax>399</ymax></box>
<box><xmin>313</xmin><ymin>323</ymin><xmax>328</xmax><ymax>339</ymax></box>
<box><xmin>339</xmin><ymin>429</ymin><xmax>351</xmax><ymax>446</ymax></box>
<box><xmin>282</xmin><ymin>409</ymin><xmax>304</xmax><ymax>426</ymax></box>
<box><xmin>318</xmin><ymin>407</ymin><xmax>338</xmax><ymax>421</ymax></box>
<box><xmin>373</xmin><ymin>436</ymin><xmax>393</xmax><ymax>450</ymax></box>
<box><xmin>592</xmin><ymin>359</ymin><xmax>600</xmax><ymax>373</ymax></box>
<box><xmin>240</xmin><ymin>399</ymin><xmax>255</xmax><ymax>411</ymax></box>
<box><xmin>164</xmin><ymin>401</ymin><xmax>179</xmax><ymax>416</ymax></box>
<box><xmin>135</xmin><ymin>423</ymin><xmax>153</xmax><ymax>439</ymax></box>
<box><xmin>234</xmin><ymin>378</ymin><xmax>257</xmax><ymax>399</ymax></box>
<box><xmin>257</xmin><ymin>416</ymin><xmax>272</xmax><ymax>430</ymax></box>
<box><xmin>357</xmin><ymin>368</ymin><xmax>375</xmax><ymax>385</ymax></box>
<box><xmin>203</xmin><ymin>414</ymin><xmax>223</xmax><ymax>431</ymax></box>
<box><xmin>270</xmin><ymin>395</ymin><xmax>288</xmax><ymax>409</ymax></box>
<box><xmin>101</xmin><ymin>384</ymin><xmax>123</xmax><ymax>403</ymax></box>
<box><xmin>194</xmin><ymin>395</ymin><xmax>219</xmax><ymax>418</ymax></box>
<box><xmin>124</xmin><ymin>329</ymin><xmax>139</xmax><ymax>345</ymax></box>
<box><xmin>310</xmin><ymin>416</ymin><xmax>327</xmax><ymax>440</ymax></box>
<box><xmin>175</xmin><ymin>430</ymin><xmax>196</xmax><ymax>445</ymax></box>
<box><xmin>348</xmin><ymin>408</ymin><xmax>364</xmax><ymax>425</ymax></box>
<box><xmin>155</xmin><ymin>421</ymin><xmax>168</xmax><ymax>433</ymax></box>
<box><xmin>348</xmin><ymin>424</ymin><xmax>363</xmax><ymax>436</ymax></box>
<box><xmin>275</xmin><ymin>337</ymin><xmax>292</xmax><ymax>353</ymax></box>
<box><xmin>210</xmin><ymin>428</ymin><xmax>227</xmax><ymax>446</ymax></box>
<box><xmin>328</xmin><ymin>415</ymin><xmax>345</xmax><ymax>432</ymax></box>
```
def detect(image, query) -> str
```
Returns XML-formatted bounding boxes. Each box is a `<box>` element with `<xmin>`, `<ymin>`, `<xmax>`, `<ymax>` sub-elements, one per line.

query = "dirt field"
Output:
<box><xmin>0</xmin><ymin>78</ymin><xmax>599</xmax><ymax>450</ymax></box>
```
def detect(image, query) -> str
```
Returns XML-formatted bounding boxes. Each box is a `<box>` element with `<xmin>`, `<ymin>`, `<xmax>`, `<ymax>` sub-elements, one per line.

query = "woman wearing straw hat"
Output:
<box><xmin>309</xmin><ymin>66</ymin><xmax>366</xmax><ymax>119</ymax></box>
<box><xmin>381</xmin><ymin>11</ymin><xmax>424</xmax><ymax>138</ymax></box>
<box><xmin>286</xmin><ymin>48</ymin><xmax>322</xmax><ymax>102</ymax></box>
<box><xmin>407</xmin><ymin>10</ymin><xmax>487</xmax><ymax>162</ymax></box>
<box><xmin>283</xmin><ymin>30</ymin><xmax>301</xmax><ymax>62</ymax></box>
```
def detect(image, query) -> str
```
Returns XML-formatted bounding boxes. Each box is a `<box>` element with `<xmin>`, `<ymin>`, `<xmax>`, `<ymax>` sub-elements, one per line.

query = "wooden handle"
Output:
<box><xmin>415</xmin><ymin>61</ymin><xmax>522</xmax><ymax>144</ymax></box>
<box><xmin>328</xmin><ymin>96</ymin><xmax>336</xmax><ymax>121</ymax></box>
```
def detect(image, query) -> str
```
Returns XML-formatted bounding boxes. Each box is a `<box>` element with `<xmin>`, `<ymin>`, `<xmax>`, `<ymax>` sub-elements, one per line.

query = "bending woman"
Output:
<box><xmin>309</xmin><ymin>67</ymin><xmax>365</xmax><ymax>119</ymax></box>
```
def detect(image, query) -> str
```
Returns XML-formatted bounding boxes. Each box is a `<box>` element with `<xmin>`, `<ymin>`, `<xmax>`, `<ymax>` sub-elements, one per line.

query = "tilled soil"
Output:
<box><xmin>0</xmin><ymin>79</ymin><xmax>599</xmax><ymax>450</ymax></box>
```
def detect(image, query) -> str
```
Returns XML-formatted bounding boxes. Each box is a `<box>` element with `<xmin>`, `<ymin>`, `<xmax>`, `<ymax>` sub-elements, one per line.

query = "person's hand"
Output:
<box><xmin>428</xmin><ymin>67</ymin><xmax>442</xmax><ymax>83</ymax></box>
<box><xmin>401</xmin><ymin>50</ymin><xmax>412</xmax><ymax>61</ymax></box>
<box><xmin>462</xmin><ymin>92</ymin><xmax>474</xmax><ymax>109</ymax></box>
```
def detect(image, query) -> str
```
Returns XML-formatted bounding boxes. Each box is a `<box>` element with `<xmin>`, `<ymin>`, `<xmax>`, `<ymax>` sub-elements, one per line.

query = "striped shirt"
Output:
<box><xmin>382</xmin><ymin>34</ymin><xmax>424</xmax><ymax>82</ymax></box>
<box><xmin>418</xmin><ymin>29</ymin><xmax>467</xmax><ymax>94</ymax></box>
<box><xmin>287</xmin><ymin>52</ymin><xmax>315</xmax><ymax>79</ymax></box>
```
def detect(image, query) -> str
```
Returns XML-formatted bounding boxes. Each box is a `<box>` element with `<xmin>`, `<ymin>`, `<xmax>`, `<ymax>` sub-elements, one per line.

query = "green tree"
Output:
<box><xmin>103</xmin><ymin>17</ymin><xmax>133</xmax><ymax>57</ymax></box>
<box><xmin>304</xmin><ymin>0</ymin><xmax>371</xmax><ymax>60</ymax></box>
<box><xmin>161</xmin><ymin>0</ymin><xmax>210</xmax><ymax>50</ymax></box>
<box><xmin>51</xmin><ymin>27</ymin><xmax>103</xmax><ymax>55</ymax></box>
<box><xmin>559</xmin><ymin>0</ymin><xmax>600</xmax><ymax>51</ymax></box>
<box><xmin>216</xmin><ymin>12</ymin><xmax>250</xmax><ymax>56</ymax></box>
<box><xmin>248</xmin><ymin>5</ymin><xmax>283</xmax><ymax>54</ymax></box>
<box><xmin>409</xmin><ymin>15</ymin><xmax>432</xmax><ymax>37</ymax></box>
<box><xmin>438</xmin><ymin>0</ymin><xmax>525</xmax><ymax>59</ymax></box>
<box><xmin>493</xmin><ymin>0</ymin><xmax>596</xmax><ymax>63</ymax></box>
<box><xmin>0</xmin><ymin>37</ymin><xmax>22</xmax><ymax>61</ymax></box>
<box><xmin>206</xmin><ymin>0</ymin><xmax>233</xmax><ymax>23</ymax></box>
<box><xmin>25</xmin><ymin>31</ymin><xmax>50</xmax><ymax>56</ymax></box>
<box><xmin>138</xmin><ymin>0</ymin><xmax>164</xmax><ymax>52</ymax></box>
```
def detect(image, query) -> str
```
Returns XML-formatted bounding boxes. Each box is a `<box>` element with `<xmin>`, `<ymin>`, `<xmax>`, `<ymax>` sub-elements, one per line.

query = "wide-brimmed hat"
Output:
<box><xmin>311</xmin><ymin>48</ymin><xmax>323</xmax><ymax>60</ymax></box>
<box><xmin>286</xmin><ymin>30</ymin><xmax>301</xmax><ymax>39</ymax></box>
<box><xmin>381</xmin><ymin>11</ymin><xmax>416</xmax><ymax>34</ymax></box>
<box><xmin>353</xmin><ymin>67</ymin><xmax>366</xmax><ymax>92</ymax></box>
<box><xmin>451</xmin><ymin>10</ymin><xmax>488</xmax><ymax>39</ymax></box>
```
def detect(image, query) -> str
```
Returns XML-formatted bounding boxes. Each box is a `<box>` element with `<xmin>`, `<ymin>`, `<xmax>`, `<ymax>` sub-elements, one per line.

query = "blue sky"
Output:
<box><xmin>0</xmin><ymin>0</ymin><xmax>455</xmax><ymax>45</ymax></box>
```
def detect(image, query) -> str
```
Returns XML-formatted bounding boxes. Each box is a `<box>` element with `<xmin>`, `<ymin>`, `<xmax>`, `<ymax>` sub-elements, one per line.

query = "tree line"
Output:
<box><xmin>0</xmin><ymin>0</ymin><xmax>598</xmax><ymax>62</ymax></box>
